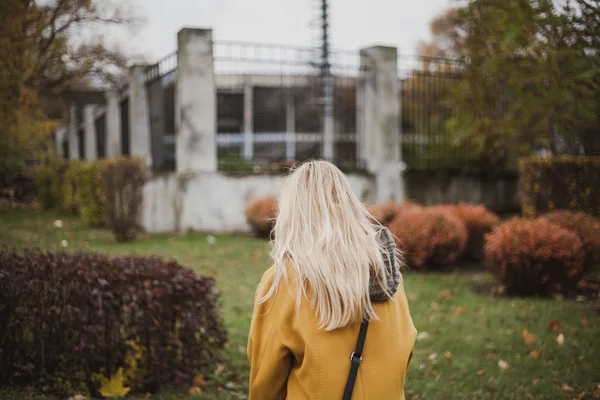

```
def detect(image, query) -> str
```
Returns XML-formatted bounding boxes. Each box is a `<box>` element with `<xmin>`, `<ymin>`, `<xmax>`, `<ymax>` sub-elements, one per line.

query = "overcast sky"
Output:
<box><xmin>124</xmin><ymin>0</ymin><xmax>453</xmax><ymax>62</ymax></box>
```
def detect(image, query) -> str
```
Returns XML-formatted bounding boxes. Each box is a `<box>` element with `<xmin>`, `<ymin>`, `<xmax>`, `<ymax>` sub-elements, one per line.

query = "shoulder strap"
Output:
<box><xmin>342</xmin><ymin>319</ymin><xmax>370</xmax><ymax>400</ymax></box>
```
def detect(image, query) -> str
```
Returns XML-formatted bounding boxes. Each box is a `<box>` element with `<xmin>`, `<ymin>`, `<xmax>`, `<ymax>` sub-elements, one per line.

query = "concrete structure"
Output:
<box><xmin>105</xmin><ymin>89</ymin><xmax>121</xmax><ymax>158</ymax></box>
<box><xmin>176</xmin><ymin>28</ymin><xmax>217</xmax><ymax>173</ymax></box>
<box><xmin>359</xmin><ymin>46</ymin><xmax>404</xmax><ymax>203</ymax></box>
<box><xmin>129</xmin><ymin>65</ymin><xmax>152</xmax><ymax>167</ymax></box>
<box><xmin>67</xmin><ymin>103</ymin><xmax>79</xmax><ymax>160</ymax></box>
<box><xmin>404</xmin><ymin>172</ymin><xmax>520</xmax><ymax>213</ymax></box>
<box><xmin>83</xmin><ymin>105</ymin><xmax>97</xmax><ymax>161</ymax></box>
<box><xmin>142</xmin><ymin>172</ymin><xmax>375</xmax><ymax>233</ymax></box>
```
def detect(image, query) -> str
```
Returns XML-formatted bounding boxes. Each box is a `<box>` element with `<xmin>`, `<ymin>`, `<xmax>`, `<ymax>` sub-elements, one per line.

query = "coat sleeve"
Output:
<box><xmin>247</xmin><ymin>274</ymin><xmax>293</xmax><ymax>400</ymax></box>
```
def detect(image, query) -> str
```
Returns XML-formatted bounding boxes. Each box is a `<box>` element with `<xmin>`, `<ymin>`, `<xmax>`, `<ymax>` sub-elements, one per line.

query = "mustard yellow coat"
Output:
<box><xmin>247</xmin><ymin>267</ymin><xmax>417</xmax><ymax>400</ymax></box>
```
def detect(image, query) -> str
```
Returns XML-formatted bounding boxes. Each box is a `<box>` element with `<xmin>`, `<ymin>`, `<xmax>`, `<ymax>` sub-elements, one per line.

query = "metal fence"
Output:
<box><xmin>398</xmin><ymin>54</ymin><xmax>465</xmax><ymax>171</ymax></box>
<box><xmin>213</xmin><ymin>41</ymin><xmax>367</xmax><ymax>173</ymax></box>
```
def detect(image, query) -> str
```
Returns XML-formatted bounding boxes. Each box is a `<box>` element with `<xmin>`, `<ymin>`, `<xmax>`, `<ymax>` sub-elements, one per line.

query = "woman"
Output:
<box><xmin>247</xmin><ymin>160</ymin><xmax>417</xmax><ymax>400</ymax></box>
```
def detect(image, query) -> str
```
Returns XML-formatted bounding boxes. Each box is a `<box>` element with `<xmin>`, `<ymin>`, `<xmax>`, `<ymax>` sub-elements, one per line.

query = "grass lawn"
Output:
<box><xmin>0</xmin><ymin>208</ymin><xmax>599</xmax><ymax>400</ymax></box>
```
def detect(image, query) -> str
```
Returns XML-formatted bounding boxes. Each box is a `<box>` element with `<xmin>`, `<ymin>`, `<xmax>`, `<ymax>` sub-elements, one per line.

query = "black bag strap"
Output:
<box><xmin>342</xmin><ymin>319</ymin><xmax>370</xmax><ymax>400</ymax></box>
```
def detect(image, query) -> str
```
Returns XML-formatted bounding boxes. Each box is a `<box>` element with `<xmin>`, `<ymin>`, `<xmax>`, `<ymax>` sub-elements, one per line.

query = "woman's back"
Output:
<box><xmin>248</xmin><ymin>266</ymin><xmax>417</xmax><ymax>400</ymax></box>
<box><xmin>247</xmin><ymin>160</ymin><xmax>417</xmax><ymax>399</ymax></box>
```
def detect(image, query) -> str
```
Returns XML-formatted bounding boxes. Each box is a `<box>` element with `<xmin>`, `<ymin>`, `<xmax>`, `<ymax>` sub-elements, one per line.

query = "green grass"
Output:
<box><xmin>1</xmin><ymin>208</ymin><xmax>599</xmax><ymax>400</ymax></box>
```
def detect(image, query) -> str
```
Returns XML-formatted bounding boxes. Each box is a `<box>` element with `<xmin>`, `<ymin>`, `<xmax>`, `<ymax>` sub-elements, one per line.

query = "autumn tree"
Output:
<box><xmin>448</xmin><ymin>0</ymin><xmax>600</xmax><ymax>158</ymax></box>
<box><xmin>0</xmin><ymin>0</ymin><xmax>136</xmax><ymax>184</ymax></box>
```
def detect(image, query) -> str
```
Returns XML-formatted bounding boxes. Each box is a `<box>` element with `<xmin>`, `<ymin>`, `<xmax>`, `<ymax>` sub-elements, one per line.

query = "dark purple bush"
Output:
<box><xmin>0</xmin><ymin>249</ymin><xmax>227</xmax><ymax>396</ymax></box>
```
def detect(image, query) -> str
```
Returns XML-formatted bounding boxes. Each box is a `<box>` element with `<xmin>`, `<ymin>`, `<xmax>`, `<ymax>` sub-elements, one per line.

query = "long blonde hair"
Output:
<box><xmin>263</xmin><ymin>160</ymin><xmax>394</xmax><ymax>331</ymax></box>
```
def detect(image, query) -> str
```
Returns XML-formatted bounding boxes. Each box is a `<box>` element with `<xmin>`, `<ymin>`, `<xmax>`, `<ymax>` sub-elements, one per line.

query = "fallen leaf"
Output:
<box><xmin>430</xmin><ymin>301</ymin><xmax>440</xmax><ymax>310</ymax></box>
<box><xmin>532</xmin><ymin>378</ymin><xmax>541</xmax><ymax>385</ymax></box>
<box><xmin>562</xmin><ymin>384</ymin><xmax>574</xmax><ymax>392</ymax></box>
<box><xmin>439</xmin><ymin>289</ymin><xmax>453</xmax><ymax>301</ymax></box>
<box><xmin>408</xmin><ymin>292</ymin><xmax>417</xmax><ymax>301</ymax></box>
<box><xmin>593</xmin><ymin>384</ymin><xmax>600</xmax><ymax>398</ymax></box>
<box><xmin>556</xmin><ymin>333</ymin><xmax>565</xmax><ymax>346</ymax></box>
<box><xmin>416</xmin><ymin>332</ymin><xmax>430</xmax><ymax>341</ymax></box>
<box><xmin>238</xmin><ymin>345</ymin><xmax>247</xmax><ymax>354</ymax></box>
<box><xmin>581</xmin><ymin>318</ymin><xmax>589</xmax><ymax>326</ymax></box>
<box><xmin>488</xmin><ymin>377</ymin><xmax>494</xmax><ymax>388</ymax></box>
<box><xmin>548</xmin><ymin>320</ymin><xmax>561</xmax><ymax>331</ymax></box>
<box><xmin>444</xmin><ymin>351</ymin><xmax>453</xmax><ymax>360</ymax></box>
<box><xmin>477</xmin><ymin>369</ymin><xmax>486</xmax><ymax>376</ymax></box>
<box><xmin>206</xmin><ymin>235</ymin><xmax>217</xmax><ymax>245</ymax></box>
<box><xmin>498</xmin><ymin>359</ymin><xmax>510</xmax><ymax>370</ymax></box>
<box><xmin>528</xmin><ymin>350</ymin><xmax>540</xmax><ymax>359</ymax></box>
<box><xmin>193</xmin><ymin>373</ymin><xmax>207</xmax><ymax>388</ymax></box>
<box><xmin>215</xmin><ymin>364</ymin><xmax>226</xmax><ymax>376</ymax></box>
<box><xmin>188</xmin><ymin>386</ymin><xmax>203</xmax><ymax>396</ymax></box>
<box><xmin>428</xmin><ymin>353</ymin><xmax>438</xmax><ymax>361</ymax></box>
<box><xmin>252</xmin><ymin>249</ymin><xmax>262</xmax><ymax>262</ymax></box>
<box><xmin>225</xmin><ymin>382</ymin><xmax>237</xmax><ymax>389</ymax></box>
<box><xmin>210</xmin><ymin>268</ymin><xmax>220</xmax><ymax>276</ymax></box>
<box><xmin>419</xmin><ymin>363</ymin><xmax>426</xmax><ymax>370</ymax></box>
<box><xmin>453</xmin><ymin>306</ymin><xmax>465</xmax><ymax>316</ymax></box>
<box><xmin>522</xmin><ymin>329</ymin><xmax>535</xmax><ymax>346</ymax></box>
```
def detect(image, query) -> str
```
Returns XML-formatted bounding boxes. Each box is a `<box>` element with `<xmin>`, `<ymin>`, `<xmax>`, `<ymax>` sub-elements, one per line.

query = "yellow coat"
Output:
<box><xmin>247</xmin><ymin>267</ymin><xmax>417</xmax><ymax>400</ymax></box>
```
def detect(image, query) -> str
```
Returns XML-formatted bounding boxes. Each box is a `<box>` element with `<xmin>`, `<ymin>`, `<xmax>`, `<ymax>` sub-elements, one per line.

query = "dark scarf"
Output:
<box><xmin>369</xmin><ymin>226</ymin><xmax>402</xmax><ymax>302</ymax></box>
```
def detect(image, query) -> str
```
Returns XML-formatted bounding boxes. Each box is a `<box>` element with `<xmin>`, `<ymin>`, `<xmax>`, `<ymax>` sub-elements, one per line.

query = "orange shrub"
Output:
<box><xmin>245</xmin><ymin>196</ymin><xmax>278</xmax><ymax>238</ymax></box>
<box><xmin>445</xmin><ymin>203</ymin><xmax>500</xmax><ymax>260</ymax></box>
<box><xmin>484</xmin><ymin>218</ymin><xmax>586</xmax><ymax>296</ymax></box>
<box><xmin>367</xmin><ymin>201</ymin><xmax>421</xmax><ymax>226</ymax></box>
<box><xmin>388</xmin><ymin>208</ymin><xmax>468</xmax><ymax>269</ymax></box>
<box><xmin>447</xmin><ymin>202</ymin><xmax>500</xmax><ymax>235</ymax></box>
<box><xmin>544</xmin><ymin>210</ymin><xmax>600</xmax><ymax>272</ymax></box>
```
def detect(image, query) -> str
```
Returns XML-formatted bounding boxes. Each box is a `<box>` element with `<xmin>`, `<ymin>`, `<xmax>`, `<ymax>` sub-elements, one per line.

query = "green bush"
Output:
<box><xmin>101</xmin><ymin>157</ymin><xmax>149</xmax><ymax>242</ymax></box>
<box><xmin>520</xmin><ymin>156</ymin><xmax>600</xmax><ymax>218</ymax></box>
<box><xmin>34</xmin><ymin>155</ymin><xmax>68</xmax><ymax>209</ymax></box>
<box><xmin>61</xmin><ymin>161</ymin><xmax>106</xmax><ymax>226</ymax></box>
<box><xmin>61</xmin><ymin>161</ymin><xmax>80</xmax><ymax>215</ymax></box>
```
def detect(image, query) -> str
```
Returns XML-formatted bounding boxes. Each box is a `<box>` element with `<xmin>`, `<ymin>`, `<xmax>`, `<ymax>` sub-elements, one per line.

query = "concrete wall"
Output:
<box><xmin>404</xmin><ymin>171</ymin><xmax>520</xmax><ymax>213</ymax></box>
<box><xmin>141</xmin><ymin>172</ymin><xmax>376</xmax><ymax>233</ymax></box>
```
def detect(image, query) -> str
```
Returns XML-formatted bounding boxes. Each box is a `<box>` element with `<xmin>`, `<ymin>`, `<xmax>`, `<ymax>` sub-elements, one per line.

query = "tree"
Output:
<box><xmin>448</xmin><ymin>0</ymin><xmax>600</xmax><ymax>157</ymax></box>
<box><xmin>0</xmin><ymin>0</ymin><xmax>136</xmax><ymax>183</ymax></box>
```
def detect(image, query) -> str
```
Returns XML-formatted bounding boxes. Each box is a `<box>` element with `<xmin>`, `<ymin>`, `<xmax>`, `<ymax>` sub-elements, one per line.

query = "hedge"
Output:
<box><xmin>446</xmin><ymin>203</ymin><xmax>500</xmax><ymax>260</ymax></box>
<box><xmin>245</xmin><ymin>196</ymin><xmax>278</xmax><ymax>238</ymax></box>
<box><xmin>520</xmin><ymin>155</ymin><xmax>600</xmax><ymax>218</ymax></box>
<box><xmin>34</xmin><ymin>155</ymin><xmax>68</xmax><ymax>210</ymax></box>
<box><xmin>101</xmin><ymin>158</ymin><xmax>149</xmax><ymax>242</ymax></box>
<box><xmin>0</xmin><ymin>249</ymin><xmax>227</xmax><ymax>397</ymax></box>
<box><xmin>484</xmin><ymin>218</ymin><xmax>586</xmax><ymax>296</ymax></box>
<box><xmin>388</xmin><ymin>207</ymin><xmax>468</xmax><ymax>269</ymax></box>
<box><xmin>367</xmin><ymin>201</ymin><xmax>422</xmax><ymax>226</ymax></box>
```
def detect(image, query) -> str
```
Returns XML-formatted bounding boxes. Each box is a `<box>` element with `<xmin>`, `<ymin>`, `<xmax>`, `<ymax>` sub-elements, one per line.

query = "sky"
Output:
<box><xmin>124</xmin><ymin>0</ymin><xmax>453</xmax><ymax>62</ymax></box>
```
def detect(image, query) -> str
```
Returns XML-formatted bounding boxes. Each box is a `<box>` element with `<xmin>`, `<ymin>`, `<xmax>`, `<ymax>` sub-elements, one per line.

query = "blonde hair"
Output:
<box><xmin>263</xmin><ymin>160</ymin><xmax>394</xmax><ymax>331</ymax></box>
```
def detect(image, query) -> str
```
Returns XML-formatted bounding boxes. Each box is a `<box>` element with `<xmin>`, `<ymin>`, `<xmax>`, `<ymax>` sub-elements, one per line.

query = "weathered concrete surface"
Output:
<box><xmin>359</xmin><ymin>46</ymin><xmax>404</xmax><ymax>203</ymax></box>
<box><xmin>105</xmin><ymin>89</ymin><xmax>121</xmax><ymax>158</ymax></box>
<box><xmin>83</xmin><ymin>105</ymin><xmax>97</xmax><ymax>161</ymax></box>
<box><xmin>129</xmin><ymin>65</ymin><xmax>152</xmax><ymax>167</ymax></box>
<box><xmin>176</xmin><ymin>28</ymin><xmax>217</xmax><ymax>173</ymax></box>
<box><xmin>141</xmin><ymin>173</ymin><xmax>376</xmax><ymax>233</ymax></box>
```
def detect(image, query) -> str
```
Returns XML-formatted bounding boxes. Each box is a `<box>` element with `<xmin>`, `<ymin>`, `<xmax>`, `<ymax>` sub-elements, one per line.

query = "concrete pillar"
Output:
<box><xmin>68</xmin><ymin>103</ymin><xmax>79</xmax><ymax>160</ymax></box>
<box><xmin>243</xmin><ymin>78</ymin><xmax>253</xmax><ymax>160</ymax></box>
<box><xmin>286</xmin><ymin>90</ymin><xmax>296</xmax><ymax>160</ymax></box>
<box><xmin>129</xmin><ymin>65</ymin><xmax>152</xmax><ymax>167</ymax></box>
<box><xmin>54</xmin><ymin>126</ymin><xmax>66</xmax><ymax>158</ymax></box>
<box><xmin>106</xmin><ymin>89</ymin><xmax>122</xmax><ymax>158</ymax></box>
<box><xmin>83</xmin><ymin>105</ymin><xmax>97</xmax><ymax>161</ymax></box>
<box><xmin>359</xmin><ymin>46</ymin><xmax>404</xmax><ymax>203</ymax></box>
<box><xmin>176</xmin><ymin>28</ymin><xmax>217</xmax><ymax>173</ymax></box>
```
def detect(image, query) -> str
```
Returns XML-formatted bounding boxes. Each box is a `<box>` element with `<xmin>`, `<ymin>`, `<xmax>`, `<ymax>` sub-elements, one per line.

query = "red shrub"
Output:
<box><xmin>367</xmin><ymin>201</ymin><xmax>422</xmax><ymax>226</ymax></box>
<box><xmin>245</xmin><ymin>196</ymin><xmax>278</xmax><ymax>238</ymax></box>
<box><xmin>0</xmin><ymin>250</ymin><xmax>227</xmax><ymax>396</ymax></box>
<box><xmin>484</xmin><ymin>218</ymin><xmax>586</xmax><ymax>296</ymax></box>
<box><xmin>388</xmin><ymin>208</ymin><xmax>468</xmax><ymax>269</ymax></box>
<box><xmin>447</xmin><ymin>203</ymin><xmax>500</xmax><ymax>235</ymax></box>
<box><xmin>544</xmin><ymin>210</ymin><xmax>600</xmax><ymax>272</ymax></box>
<box><xmin>445</xmin><ymin>203</ymin><xmax>500</xmax><ymax>260</ymax></box>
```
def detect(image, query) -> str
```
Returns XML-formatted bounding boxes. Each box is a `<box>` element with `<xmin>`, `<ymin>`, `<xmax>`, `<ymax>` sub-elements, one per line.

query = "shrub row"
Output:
<box><xmin>35</xmin><ymin>157</ymin><xmax>148</xmax><ymax>242</ymax></box>
<box><xmin>245</xmin><ymin>196</ymin><xmax>278</xmax><ymax>238</ymax></box>
<box><xmin>0</xmin><ymin>249</ymin><xmax>227</xmax><ymax>397</ymax></box>
<box><xmin>484</xmin><ymin>217</ymin><xmax>587</xmax><ymax>296</ymax></box>
<box><xmin>520</xmin><ymin>155</ymin><xmax>600</xmax><ymax>218</ymax></box>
